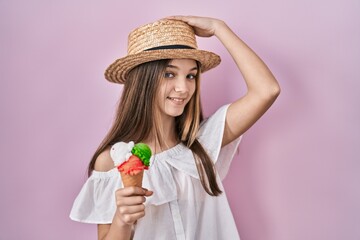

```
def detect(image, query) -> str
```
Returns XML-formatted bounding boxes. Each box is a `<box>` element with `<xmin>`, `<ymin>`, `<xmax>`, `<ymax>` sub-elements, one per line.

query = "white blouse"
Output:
<box><xmin>70</xmin><ymin>104</ymin><xmax>242</xmax><ymax>240</ymax></box>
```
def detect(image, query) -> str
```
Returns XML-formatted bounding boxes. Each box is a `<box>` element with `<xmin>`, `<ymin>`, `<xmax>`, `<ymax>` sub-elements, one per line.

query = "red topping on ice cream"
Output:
<box><xmin>118</xmin><ymin>155</ymin><xmax>149</xmax><ymax>175</ymax></box>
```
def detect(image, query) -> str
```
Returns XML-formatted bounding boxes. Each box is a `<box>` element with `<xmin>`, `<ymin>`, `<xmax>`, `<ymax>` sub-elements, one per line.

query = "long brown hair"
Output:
<box><xmin>88</xmin><ymin>59</ymin><xmax>222</xmax><ymax>196</ymax></box>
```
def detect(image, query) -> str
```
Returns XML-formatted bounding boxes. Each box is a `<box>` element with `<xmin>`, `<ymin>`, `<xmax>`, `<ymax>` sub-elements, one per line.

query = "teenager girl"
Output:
<box><xmin>70</xmin><ymin>15</ymin><xmax>280</xmax><ymax>240</ymax></box>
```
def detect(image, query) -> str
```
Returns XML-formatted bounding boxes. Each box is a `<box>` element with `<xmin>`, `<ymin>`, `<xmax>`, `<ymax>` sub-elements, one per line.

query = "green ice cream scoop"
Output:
<box><xmin>131</xmin><ymin>143</ymin><xmax>152</xmax><ymax>167</ymax></box>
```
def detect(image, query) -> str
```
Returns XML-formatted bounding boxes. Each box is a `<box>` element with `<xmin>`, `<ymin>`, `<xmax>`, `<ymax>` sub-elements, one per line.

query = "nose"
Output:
<box><xmin>174</xmin><ymin>77</ymin><xmax>188</xmax><ymax>93</ymax></box>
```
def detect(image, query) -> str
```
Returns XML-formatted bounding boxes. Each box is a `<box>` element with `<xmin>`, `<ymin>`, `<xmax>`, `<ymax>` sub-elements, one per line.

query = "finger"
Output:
<box><xmin>121</xmin><ymin>211</ymin><xmax>146</xmax><ymax>225</ymax></box>
<box><xmin>165</xmin><ymin>15</ymin><xmax>183</xmax><ymax>20</ymax></box>
<box><xmin>116</xmin><ymin>195</ymin><xmax>146</xmax><ymax>206</ymax></box>
<box><xmin>118</xmin><ymin>204</ymin><xmax>145</xmax><ymax>215</ymax></box>
<box><xmin>165</xmin><ymin>15</ymin><xmax>192</xmax><ymax>23</ymax></box>
<box><xmin>117</xmin><ymin>186</ymin><xmax>148</xmax><ymax>197</ymax></box>
<box><xmin>144</xmin><ymin>190</ymin><xmax>153</xmax><ymax>197</ymax></box>
<box><xmin>141</xmin><ymin>188</ymin><xmax>154</xmax><ymax>197</ymax></box>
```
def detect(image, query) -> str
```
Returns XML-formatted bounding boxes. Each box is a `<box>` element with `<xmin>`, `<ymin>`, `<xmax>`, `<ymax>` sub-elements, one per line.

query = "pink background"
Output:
<box><xmin>1</xmin><ymin>0</ymin><xmax>359</xmax><ymax>239</ymax></box>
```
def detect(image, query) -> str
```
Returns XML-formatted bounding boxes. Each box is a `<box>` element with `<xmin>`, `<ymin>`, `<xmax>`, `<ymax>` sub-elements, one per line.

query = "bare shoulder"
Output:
<box><xmin>94</xmin><ymin>147</ymin><xmax>114</xmax><ymax>172</ymax></box>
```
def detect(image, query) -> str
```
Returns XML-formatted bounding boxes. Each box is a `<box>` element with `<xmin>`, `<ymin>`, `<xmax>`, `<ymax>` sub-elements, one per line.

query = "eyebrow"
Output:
<box><xmin>166</xmin><ymin>64</ymin><xmax>198</xmax><ymax>71</ymax></box>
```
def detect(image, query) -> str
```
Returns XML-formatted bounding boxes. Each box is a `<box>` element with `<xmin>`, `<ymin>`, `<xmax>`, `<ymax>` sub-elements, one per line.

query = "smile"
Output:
<box><xmin>167</xmin><ymin>97</ymin><xmax>184</xmax><ymax>102</ymax></box>
<box><xmin>167</xmin><ymin>97</ymin><xmax>186</xmax><ymax>105</ymax></box>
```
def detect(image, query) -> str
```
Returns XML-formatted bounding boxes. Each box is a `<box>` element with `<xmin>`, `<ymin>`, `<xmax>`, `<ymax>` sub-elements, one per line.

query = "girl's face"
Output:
<box><xmin>157</xmin><ymin>59</ymin><xmax>198</xmax><ymax>119</ymax></box>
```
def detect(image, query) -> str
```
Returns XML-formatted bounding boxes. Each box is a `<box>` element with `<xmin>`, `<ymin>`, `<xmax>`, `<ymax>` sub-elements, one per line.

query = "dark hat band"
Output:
<box><xmin>145</xmin><ymin>45</ymin><xmax>194</xmax><ymax>51</ymax></box>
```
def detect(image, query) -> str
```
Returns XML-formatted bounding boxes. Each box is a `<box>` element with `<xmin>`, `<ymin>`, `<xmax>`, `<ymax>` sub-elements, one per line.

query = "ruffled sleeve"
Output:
<box><xmin>197</xmin><ymin>104</ymin><xmax>243</xmax><ymax>180</ymax></box>
<box><xmin>69</xmin><ymin>168</ymin><xmax>121</xmax><ymax>224</ymax></box>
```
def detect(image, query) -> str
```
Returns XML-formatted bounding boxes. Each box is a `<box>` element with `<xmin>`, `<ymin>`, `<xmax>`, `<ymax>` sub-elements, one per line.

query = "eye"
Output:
<box><xmin>187</xmin><ymin>74</ymin><xmax>197</xmax><ymax>80</ymax></box>
<box><xmin>164</xmin><ymin>72</ymin><xmax>175</xmax><ymax>78</ymax></box>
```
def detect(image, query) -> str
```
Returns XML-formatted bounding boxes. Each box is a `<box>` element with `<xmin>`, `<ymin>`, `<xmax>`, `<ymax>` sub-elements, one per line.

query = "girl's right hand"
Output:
<box><xmin>114</xmin><ymin>186</ymin><xmax>153</xmax><ymax>226</ymax></box>
<box><xmin>165</xmin><ymin>15</ymin><xmax>224</xmax><ymax>38</ymax></box>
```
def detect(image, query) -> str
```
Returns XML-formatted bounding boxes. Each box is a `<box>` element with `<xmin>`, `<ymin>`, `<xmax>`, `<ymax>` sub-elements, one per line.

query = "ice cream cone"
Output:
<box><xmin>120</xmin><ymin>171</ymin><xmax>144</xmax><ymax>187</ymax></box>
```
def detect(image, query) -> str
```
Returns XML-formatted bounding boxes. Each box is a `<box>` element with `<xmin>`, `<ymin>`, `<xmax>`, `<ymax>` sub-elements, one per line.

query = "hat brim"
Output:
<box><xmin>105</xmin><ymin>49</ymin><xmax>221</xmax><ymax>84</ymax></box>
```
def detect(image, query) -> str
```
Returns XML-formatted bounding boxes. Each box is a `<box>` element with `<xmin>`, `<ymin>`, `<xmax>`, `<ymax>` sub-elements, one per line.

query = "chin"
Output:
<box><xmin>166</xmin><ymin>109</ymin><xmax>185</xmax><ymax>117</ymax></box>
<box><xmin>163</xmin><ymin>105</ymin><xmax>186</xmax><ymax>117</ymax></box>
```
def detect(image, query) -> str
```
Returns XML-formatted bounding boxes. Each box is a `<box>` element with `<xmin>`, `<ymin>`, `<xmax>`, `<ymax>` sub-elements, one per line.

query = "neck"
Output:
<box><xmin>143</xmin><ymin>115</ymin><xmax>179</xmax><ymax>154</ymax></box>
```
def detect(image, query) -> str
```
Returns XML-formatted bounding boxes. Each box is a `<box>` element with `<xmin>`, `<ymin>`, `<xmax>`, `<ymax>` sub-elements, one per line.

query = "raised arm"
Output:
<box><xmin>167</xmin><ymin>16</ymin><xmax>281</xmax><ymax>146</ymax></box>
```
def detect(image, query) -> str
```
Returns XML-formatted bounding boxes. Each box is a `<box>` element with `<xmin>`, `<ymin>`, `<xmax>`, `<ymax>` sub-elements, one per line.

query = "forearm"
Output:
<box><xmin>99</xmin><ymin>217</ymin><xmax>133</xmax><ymax>240</ymax></box>
<box><xmin>214</xmin><ymin>21</ymin><xmax>280</xmax><ymax>96</ymax></box>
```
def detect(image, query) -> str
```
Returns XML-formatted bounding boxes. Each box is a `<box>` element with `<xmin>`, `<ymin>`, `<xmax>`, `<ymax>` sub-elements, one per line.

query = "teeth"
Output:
<box><xmin>168</xmin><ymin>97</ymin><xmax>184</xmax><ymax>102</ymax></box>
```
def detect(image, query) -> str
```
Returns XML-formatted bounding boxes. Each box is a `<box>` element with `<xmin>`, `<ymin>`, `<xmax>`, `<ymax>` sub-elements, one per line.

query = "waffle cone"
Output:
<box><xmin>120</xmin><ymin>171</ymin><xmax>144</xmax><ymax>187</ymax></box>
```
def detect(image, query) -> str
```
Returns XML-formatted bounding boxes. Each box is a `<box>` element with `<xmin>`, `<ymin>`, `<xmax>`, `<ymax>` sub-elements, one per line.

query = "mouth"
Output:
<box><xmin>167</xmin><ymin>97</ymin><xmax>186</xmax><ymax>104</ymax></box>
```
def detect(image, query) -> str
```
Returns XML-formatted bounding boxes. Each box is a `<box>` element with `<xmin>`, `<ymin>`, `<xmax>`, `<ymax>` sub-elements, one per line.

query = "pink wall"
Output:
<box><xmin>1</xmin><ymin>0</ymin><xmax>359</xmax><ymax>239</ymax></box>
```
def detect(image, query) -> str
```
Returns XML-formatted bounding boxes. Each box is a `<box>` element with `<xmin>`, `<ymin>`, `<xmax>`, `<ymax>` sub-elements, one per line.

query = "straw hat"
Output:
<box><xmin>105</xmin><ymin>19</ymin><xmax>221</xmax><ymax>84</ymax></box>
